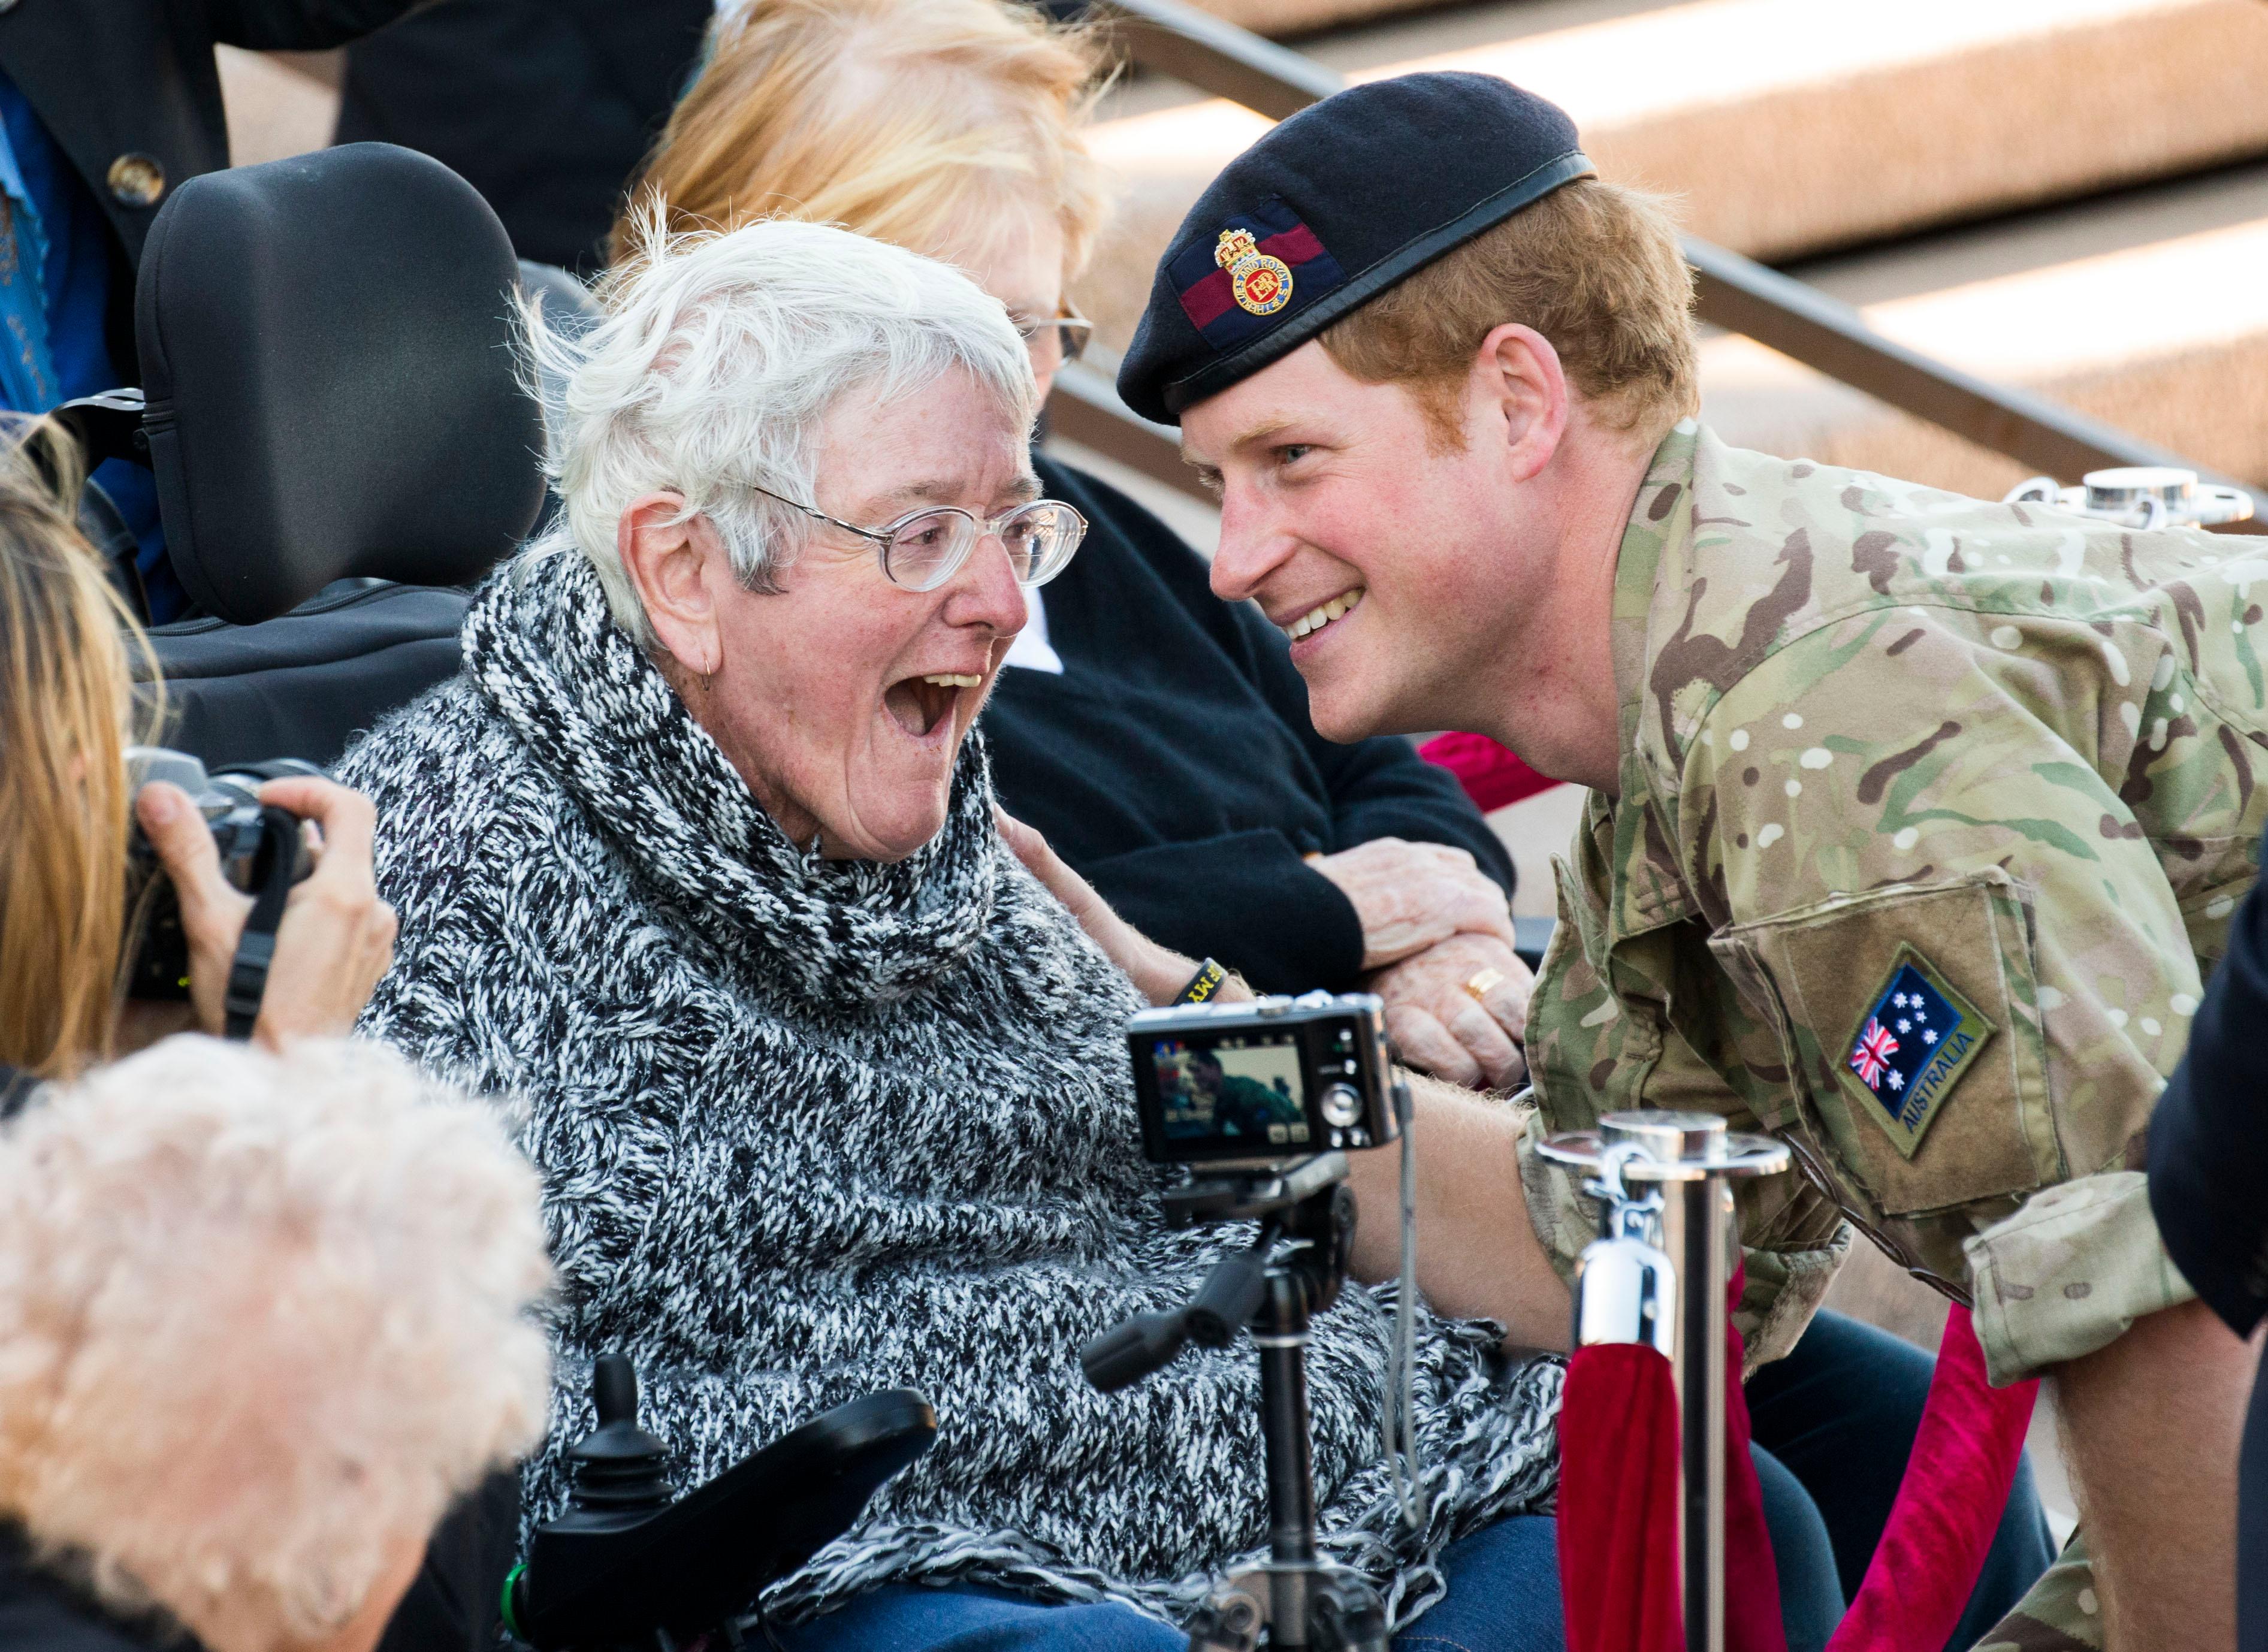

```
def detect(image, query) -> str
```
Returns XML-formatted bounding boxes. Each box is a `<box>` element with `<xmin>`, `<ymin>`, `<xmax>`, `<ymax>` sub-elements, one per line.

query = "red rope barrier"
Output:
<box><xmin>1559</xmin><ymin>1341</ymin><xmax>1683</xmax><ymax>1652</ymax></box>
<box><xmin>1559</xmin><ymin>1271</ymin><xmax>1786</xmax><ymax>1652</ymax></box>
<box><xmin>1556</xmin><ymin>1285</ymin><xmax>2033</xmax><ymax>1651</ymax></box>
<box><xmin>1823</xmin><ymin>1308</ymin><xmax>2038</xmax><ymax>1652</ymax></box>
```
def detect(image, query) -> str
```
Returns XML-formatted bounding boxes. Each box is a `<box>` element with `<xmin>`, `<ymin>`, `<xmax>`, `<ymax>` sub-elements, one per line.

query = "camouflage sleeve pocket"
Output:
<box><xmin>1706</xmin><ymin>868</ymin><xmax>2064</xmax><ymax>1219</ymax></box>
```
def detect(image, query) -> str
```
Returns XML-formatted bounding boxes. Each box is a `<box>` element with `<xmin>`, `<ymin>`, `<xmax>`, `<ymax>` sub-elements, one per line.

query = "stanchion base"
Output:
<box><xmin>1185</xmin><ymin>1562</ymin><xmax>1388</xmax><ymax>1652</ymax></box>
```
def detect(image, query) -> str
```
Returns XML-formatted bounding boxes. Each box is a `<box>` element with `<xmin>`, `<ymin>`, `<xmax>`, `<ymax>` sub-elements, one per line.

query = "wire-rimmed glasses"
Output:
<box><xmin>1017</xmin><ymin>302</ymin><xmax>1093</xmax><ymax>369</ymax></box>
<box><xmin>747</xmin><ymin>482</ymin><xmax>1089</xmax><ymax>593</ymax></box>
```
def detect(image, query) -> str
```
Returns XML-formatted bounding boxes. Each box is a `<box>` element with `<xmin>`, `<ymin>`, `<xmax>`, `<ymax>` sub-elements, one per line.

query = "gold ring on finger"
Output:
<box><xmin>1463</xmin><ymin>967</ymin><xmax>1506</xmax><ymax>1005</ymax></box>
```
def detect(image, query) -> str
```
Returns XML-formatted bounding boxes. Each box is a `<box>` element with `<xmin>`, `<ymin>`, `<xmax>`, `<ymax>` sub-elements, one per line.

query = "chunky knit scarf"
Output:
<box><xmin>340</xmin><ymin>548</ymin><xmax>1562</xmax><ymax>1629</ymax></box>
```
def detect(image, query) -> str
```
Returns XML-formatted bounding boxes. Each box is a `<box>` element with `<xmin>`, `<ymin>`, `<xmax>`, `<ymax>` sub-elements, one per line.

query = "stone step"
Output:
<box><xmin>1703</xmin><ymin>160</ymin><xmax>2268</xmax><ymax>500</ymax></box>
<box><xmin>1075</xmin><ymin>0</ymin><xmax>2268</xmax><ymax>353</ymax></box>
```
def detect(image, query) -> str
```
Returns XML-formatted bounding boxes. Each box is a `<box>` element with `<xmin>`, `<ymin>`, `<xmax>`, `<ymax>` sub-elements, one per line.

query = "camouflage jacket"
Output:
<box><xmin>1518</xmin><ymin>421</ymin><xmax>2267</xmax><ymax>1390</ymax></box>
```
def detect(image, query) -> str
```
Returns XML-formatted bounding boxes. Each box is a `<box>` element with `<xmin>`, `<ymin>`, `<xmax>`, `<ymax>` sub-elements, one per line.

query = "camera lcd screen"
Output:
<box><xmin>1147</xmin><ymin>1033</ymin><xmax>1310</xmax><ymax>1153</ymax></box>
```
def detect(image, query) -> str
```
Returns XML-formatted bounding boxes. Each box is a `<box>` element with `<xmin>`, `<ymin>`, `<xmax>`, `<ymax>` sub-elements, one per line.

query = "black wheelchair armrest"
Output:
<box><xmin>510</xmin><ymin>1370</ymin><xmax>935</xmax><ymax>1651</ymax></box>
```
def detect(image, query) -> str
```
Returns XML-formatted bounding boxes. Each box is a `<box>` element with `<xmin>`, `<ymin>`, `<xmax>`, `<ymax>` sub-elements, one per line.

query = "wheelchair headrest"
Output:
<box><xmin>518</xmin><ymin>259</ymin><xmax>603</xmax><ymax>336</ymax></box>
<box><xmin>135</xmin><ymin>143</ymin><xmax>545</xmax><ymax>624</ymax></box>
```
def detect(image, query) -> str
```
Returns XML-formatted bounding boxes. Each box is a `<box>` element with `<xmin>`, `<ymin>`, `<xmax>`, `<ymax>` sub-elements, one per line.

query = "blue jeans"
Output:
<box><xmin>774</xmin><ymin>1482</ymin><xmax>1842</xmax><ymax>1652</ymax></box>
<box><xmin>1753</xmin><ymin>1441</ymin><xmax>1842</xmax><ymax>1652</ymax></box>
<box><xmin>776</xmin><ymin>1515</ymin><xmax>1564</xmax><ymax>1652</ymax></box>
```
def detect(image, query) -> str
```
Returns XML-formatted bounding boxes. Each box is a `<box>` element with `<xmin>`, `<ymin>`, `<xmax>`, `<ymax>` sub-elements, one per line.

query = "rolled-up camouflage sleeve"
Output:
<box><xmin>1683</xmin><ymin>612</ymin><xmax>2215</xmax><ymax>1384</ymax></box>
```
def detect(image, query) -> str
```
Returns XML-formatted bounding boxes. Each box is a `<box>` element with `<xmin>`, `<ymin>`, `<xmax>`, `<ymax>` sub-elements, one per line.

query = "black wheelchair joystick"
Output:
<box><xmin>560</xmin><ymin>1354</ymin><xmax>674</xmax><ymax>1522</ymax></box>
<box><xmin>1080</xmin><ymin>1154</ymin><xmax>1390</xmax><ymax>1652</ymax></box>
<box><xmin>507</xmin><ymin>1353</ymin><xmax>937</xmax><ymax>1652</ymax></box>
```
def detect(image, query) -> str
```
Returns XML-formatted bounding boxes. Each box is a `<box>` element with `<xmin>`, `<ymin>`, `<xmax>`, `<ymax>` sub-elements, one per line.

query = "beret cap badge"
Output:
<box><xmin>1216</xmin><ymin>227</ymin><xmax>1293</xmax><ymax>317</ymax></box>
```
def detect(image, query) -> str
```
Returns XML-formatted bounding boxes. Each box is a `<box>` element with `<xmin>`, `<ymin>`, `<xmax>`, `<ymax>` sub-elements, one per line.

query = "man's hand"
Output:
<box><xmin>1369</xmin><ymin>932</ymin><xmax>1532</xmax><ymax>1091</ymax></box>
<box><xmin>127</xmin><ymin>775</ymin><xmax>397</xmax><ymax>1050</ymax></box>
<box><xmin>1308</xmin><ymin>838</ymin><xmax>1515</xmax><ymax>970</ymax></box>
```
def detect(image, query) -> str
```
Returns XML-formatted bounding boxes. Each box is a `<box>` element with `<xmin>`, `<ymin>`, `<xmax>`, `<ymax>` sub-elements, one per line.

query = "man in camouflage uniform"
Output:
<box><xmin>1119</xmin><ymin>70</ymin><xmax>2260</xmax><ymax>1652</ymax></box>
<box><xmin>1514</xmin><ymin>418</ymin><xmax>2260</xmax><ymax>1651</ymax></box>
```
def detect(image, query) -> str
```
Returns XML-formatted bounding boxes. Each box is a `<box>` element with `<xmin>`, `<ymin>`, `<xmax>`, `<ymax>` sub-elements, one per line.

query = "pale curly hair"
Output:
<box><xmin>0</xmin><ymin>1036</ymin><xmax>554</xmax><ymax>1652</ymax></box>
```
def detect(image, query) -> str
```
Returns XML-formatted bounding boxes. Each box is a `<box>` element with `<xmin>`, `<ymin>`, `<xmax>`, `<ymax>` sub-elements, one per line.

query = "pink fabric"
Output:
<box><xmin>1823</xmin><ymin>1307</ymin><xmax>2039</xmax><ymax>1652</ymax></box>
<box><xmin>1559</xmin><ymin>1341</ymin><xmax>1684</xmax><ymax>1652</ymax></box>
<box><xmin>1416</xmin><ymin>732</ymin><xmax>1563</xmax><ymax>811</ymax></box>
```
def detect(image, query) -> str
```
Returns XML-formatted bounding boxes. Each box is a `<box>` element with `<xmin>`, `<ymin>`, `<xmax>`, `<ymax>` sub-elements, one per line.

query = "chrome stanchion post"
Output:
<box><xmin>1615</xmin><ymin>1115</ymin><xmax>1732</xmax><ymax>1652</ymax></box>
<box><xmin>1539</xmin><ymin>1110</ymin><xmax>1789</xmax><ymax>1652</ymax></box>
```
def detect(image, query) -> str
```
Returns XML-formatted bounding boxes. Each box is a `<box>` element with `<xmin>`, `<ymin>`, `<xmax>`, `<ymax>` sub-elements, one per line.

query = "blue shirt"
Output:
<box><xmin>0</xmin><ymin>69</ymin><xmax>182</xmax><ymax>620</ymax></box>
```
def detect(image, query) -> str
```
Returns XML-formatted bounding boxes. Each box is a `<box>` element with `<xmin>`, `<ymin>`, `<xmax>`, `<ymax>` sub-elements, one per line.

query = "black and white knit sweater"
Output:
<box><xmin>340</xmin><ymin>547</ymin><xmax>1562</xmax><ymax>1628</ymax></box>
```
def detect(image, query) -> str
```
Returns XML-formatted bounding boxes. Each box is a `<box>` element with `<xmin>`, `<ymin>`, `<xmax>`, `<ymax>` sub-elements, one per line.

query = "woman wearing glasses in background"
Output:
<box><xmin>624</xmin><ymin>0</ymin><xmax>1538</xmax><ymax>1091</ymax></box>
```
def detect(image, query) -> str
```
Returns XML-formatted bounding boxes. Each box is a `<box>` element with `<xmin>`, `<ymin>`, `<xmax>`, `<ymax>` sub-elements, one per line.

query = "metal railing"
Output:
<box><xmin>1063</xmin><ymin>0</ymin><xmax>2265</xmax><ymax>533</ymax></box>
<box><xmin>1049</xmin><ymin>358</ymin><xmax>1188</xmax><ymax>489</ymax></box>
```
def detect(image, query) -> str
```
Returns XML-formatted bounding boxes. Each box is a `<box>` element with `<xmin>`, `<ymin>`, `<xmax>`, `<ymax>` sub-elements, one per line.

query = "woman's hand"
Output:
<box><xmin>128</xmin><ymin>775</ymin><xmax>397</xmax><ymax>1050</ymax></box>
<box><xmin>1307</xmin><ymin>837</ymin><xmax>1516</xmax><ymax>970</ymax></box>
<box><xmin>1368</xmin><ymin>931</ymin><xmax>1533</xmax><ymax>1091</ymax></box>
<box><xmin>995</xmin><ymin>806</ymin><xmax>1245</xmax><ymax>1006</ymax></box>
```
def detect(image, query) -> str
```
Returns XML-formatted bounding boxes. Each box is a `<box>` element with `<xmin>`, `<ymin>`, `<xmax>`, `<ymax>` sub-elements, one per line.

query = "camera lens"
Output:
<box><xmin>1319</xmin><ymin>1083</ymin><xmax>1363</xmax><ymax>1128</ymax></box>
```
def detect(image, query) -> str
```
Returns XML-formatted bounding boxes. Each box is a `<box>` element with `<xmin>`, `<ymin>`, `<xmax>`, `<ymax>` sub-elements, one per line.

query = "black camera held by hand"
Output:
<box><xmin>1127</xmin><ymin>991</ymin><xmax>1397</xmax><ymax>1167</ymax></box>
<box><xmin>125</xmin><ymin>748</ymin><xmax>319</xmax><ymax>1028</ymax></box>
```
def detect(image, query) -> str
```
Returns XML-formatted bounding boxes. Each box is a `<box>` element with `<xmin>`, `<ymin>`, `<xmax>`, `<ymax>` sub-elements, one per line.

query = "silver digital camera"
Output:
<box><xmin>1126</xmin><ymin>991</ymin><xmax>1397</xmax><ymax>1166</ymax></box>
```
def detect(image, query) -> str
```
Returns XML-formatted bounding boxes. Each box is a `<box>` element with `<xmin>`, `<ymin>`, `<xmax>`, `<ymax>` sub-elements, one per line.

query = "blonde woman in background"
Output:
<box><xmin>621</xmin><ymin>8</ymin><xmax>2055</xmax><ymax>1649</ymax></box>
<box><xmin>0</xmin><ymin>1035</ymin><xmax>552</xmax><ymax>1652</ymax></box>
<box><xmin>624</xmin><ymin>0</ymin><xmax>1540</xmax><ymax>1094</ymax></box>
<box><xmin>0</xmin><ymin>423</ymin><xmax>395</xmax><ymax>1095</ymax></box>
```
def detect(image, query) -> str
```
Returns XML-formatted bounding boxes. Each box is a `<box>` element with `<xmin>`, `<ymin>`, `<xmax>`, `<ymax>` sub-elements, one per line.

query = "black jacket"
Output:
<box><xmin>0</xmin><ymin>0</ymin><xmax>423</xmax><ymax>357</ymax></box>
<box><xmin>0</xmin><ymin>1530</ymin><xmax>173</xmax><ymax>1652</ymax></box>
<box><xmin>0</xmin><ymin>1461</ymin><xmax>514</xmax><ymax>1652</ymax></box>
<box><xmin>336</xmin><ymin>0</ymin><xmax>712</xmax><ymax>274</ymax></box>
<box><xmin>983</xmin><ymin>457</ymin><xmax>1514</xmax><ymax>995</ymax></box>
<box><xmin>2150</xmin><ymin>862</ymin><xmax>2268</xmax><ymax>1337</ymax></box>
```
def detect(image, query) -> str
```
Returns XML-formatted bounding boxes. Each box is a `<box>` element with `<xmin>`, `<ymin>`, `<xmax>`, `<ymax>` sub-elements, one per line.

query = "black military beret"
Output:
<box><xmin>1116</xmin><ymin>73</ymin><xmax>1594</xmax><ymax>425</ymax></box>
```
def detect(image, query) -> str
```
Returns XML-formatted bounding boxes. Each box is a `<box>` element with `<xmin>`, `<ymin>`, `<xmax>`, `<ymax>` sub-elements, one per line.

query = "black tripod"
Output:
<box><xmin>1081</xmin><ymin>1153</ymin><xmax>1390</xmax><ymax>1652</ymax></box>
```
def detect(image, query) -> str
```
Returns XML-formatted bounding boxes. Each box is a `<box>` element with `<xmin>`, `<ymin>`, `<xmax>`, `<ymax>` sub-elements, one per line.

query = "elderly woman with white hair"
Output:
<box><xmin>339</xmin><ymin>218</ymin><xmax>1578</xmax><ymax>1652</ymax></box>
<box><xmin>0</xmin><ymin>1036</ymin><xmax>551</xmax><ymax>1652</ymax></box>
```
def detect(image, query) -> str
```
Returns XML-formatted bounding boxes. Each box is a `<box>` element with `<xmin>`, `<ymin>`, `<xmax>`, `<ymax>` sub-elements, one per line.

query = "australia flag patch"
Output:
<box><xmin>1841</xmin><ymin>951</ymin><xmax>1995</xmax><ymax>1159</ymax></box>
